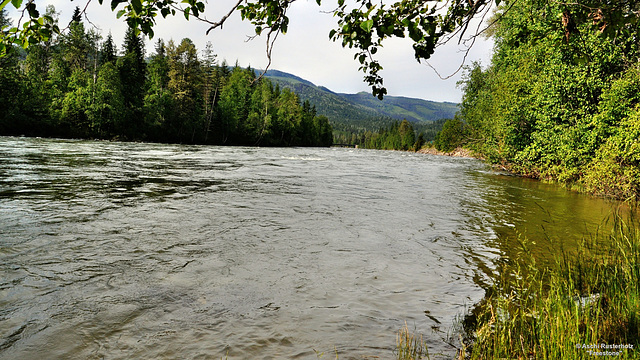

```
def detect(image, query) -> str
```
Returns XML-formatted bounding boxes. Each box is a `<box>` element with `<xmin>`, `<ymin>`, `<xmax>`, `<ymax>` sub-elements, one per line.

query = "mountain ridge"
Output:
<box><xmin>261</xmin><ymin>69</ymin><xmax>459</xmax><ymax>131</ymax></box>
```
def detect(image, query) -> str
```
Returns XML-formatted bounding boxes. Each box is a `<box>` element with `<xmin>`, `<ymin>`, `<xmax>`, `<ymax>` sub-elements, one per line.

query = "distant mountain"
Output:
<box><xmin>339</xmin><ymin>92</ymin><xmax>460</xmax><ymax>123</ymax></box>
<box><xmin>262</xmin><ymin>69</ymin><xmax>459</xmax><ymax>131</ymax></box>
<box><xmin>263</xmin><ymin>70</ymin><xmax>379</xmax><ymax>126</ymax></box>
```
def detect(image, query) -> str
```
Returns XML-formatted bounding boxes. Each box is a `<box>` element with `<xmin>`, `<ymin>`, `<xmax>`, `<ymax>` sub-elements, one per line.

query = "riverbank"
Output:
<box><xmin>397</xmin><ymin>214</ymin><xmax>640</xmax><ymax>360</ymax></box>
<box><xmin>411</xmin><ymin>144</ymin><xmax>640</xmax><ymax>358</ymax></box>
<box><xmin>460</xmin><ymin>213</ymin><xmax>640</xmax><ymax>359</ymax></box>
<box><xmin>417</xmin><ymin>146</ymin><xmax>480</xmax><ymax>159</ymax></box>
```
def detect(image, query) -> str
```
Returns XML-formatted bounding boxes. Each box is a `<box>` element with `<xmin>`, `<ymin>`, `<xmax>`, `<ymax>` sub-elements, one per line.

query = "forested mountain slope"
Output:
<box><xmin>263</xmin><ymin>70</ymin><xmax>459</xmax><ymax>128</ymax></box>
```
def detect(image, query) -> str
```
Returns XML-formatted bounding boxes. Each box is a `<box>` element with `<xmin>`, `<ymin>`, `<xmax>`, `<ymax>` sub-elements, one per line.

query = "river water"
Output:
<box><xmin>0</xmin><ymin>137</ymin><xmax>625</xmax><ymax>359</ymax></box>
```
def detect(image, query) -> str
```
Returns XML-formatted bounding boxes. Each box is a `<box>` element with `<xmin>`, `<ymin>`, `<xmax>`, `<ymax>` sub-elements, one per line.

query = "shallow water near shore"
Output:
<box><xmin>0</xmin><ymin>137</ymin><xmax>626</xmax><ymax>359</ymax></box>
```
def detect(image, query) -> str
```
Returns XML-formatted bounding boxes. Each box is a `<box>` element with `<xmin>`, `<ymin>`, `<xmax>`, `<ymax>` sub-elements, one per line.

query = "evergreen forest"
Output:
<box><xmin>439</xmin><ymin>1</ymin><xmax>640</xmax><ymax>200</ymax></box>
<box><xmin>336</xmin><ymin>119</ymin><xmax>426</xmax><ymax>151</ymax></box>
<box><xmin>0</xmin><ymin>7</ymin><xmax>333</xmax><ymax>147</ymax></box>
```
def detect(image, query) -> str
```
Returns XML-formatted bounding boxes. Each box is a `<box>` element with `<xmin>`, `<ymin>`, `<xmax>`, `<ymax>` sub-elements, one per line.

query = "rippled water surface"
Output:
<box><xmin>0</xmin><ymin>137</ymin><xmax>625</xmax><ymax>359</ymax></box>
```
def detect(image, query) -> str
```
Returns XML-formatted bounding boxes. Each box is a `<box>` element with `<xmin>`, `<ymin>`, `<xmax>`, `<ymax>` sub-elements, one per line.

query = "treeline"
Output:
<box><xmin>335</xmin><ymin>117</ymin><xmax>447</xmax><ymax>150</ymax></box>
<box><xmin>414</xmin><ymin>118</ymin><xmax>447</xmax><ymax>143</ymax></box>
<box><xmin>332</xmin><ymin>115</ymin><xmax>399</xmax><ymax>144</ymax></box>
<box><xmin>336</xmin><ymin>119</ymin><xmax>426</xmax><ymax>151</ymax></box>
<box><xmin>0</xmin><ymin>7</ymin><xmax>333</xmax><ymax>146</ymax></box>
<box><xmin>438</xmin><ymin>0</ymin><xmax>640</xmax><ymax>199</ymax></box>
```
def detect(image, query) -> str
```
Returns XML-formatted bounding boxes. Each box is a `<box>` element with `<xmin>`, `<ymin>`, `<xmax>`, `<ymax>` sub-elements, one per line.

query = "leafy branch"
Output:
<box><xmin>1</xmin><ymin>0</ymin><xmax>638</xmax><ymax>99</ymax></box>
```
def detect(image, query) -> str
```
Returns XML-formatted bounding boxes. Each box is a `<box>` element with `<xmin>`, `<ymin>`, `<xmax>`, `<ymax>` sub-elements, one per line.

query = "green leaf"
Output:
<box><xmin>116</xmin><ymin>9</ymin><xmax>126</xmax><ymax>18</ymax></box>
<box><xmin>183</xmin><ymin>7</ymin><xmax>190</xmax><ymax>20</ymax></box>
<box><xmin>10</xmin><ymin>0</ymin><xmax>22</xmax><ymax>9</ymax></box>
<box><xmin>111</xmin><ymin>0</ymin><xmax>126</xmax><ymax>11</ymax></box>
<box><xmin>39</xmin><ymin>30</ymin><xmax>51</xmax><ymax>42</ymax></box>
<box><xmin>409</xmin><ymin>28</ymin><xmax>422</xmax><ymax>42</ymax></box>
<box><xmin>360</xmin><ymin>19</ymin><xmax>373</xmax><ymax>33</ymax></box>
<box><xmin>131</xmin><ymin>0</ymin><xmax>142</xmax><ymax>14</ymax></box>
<box><xmin>26</xmin><ymin>2</ymin><xmax>38</xmax><ymax>18</ymax></box>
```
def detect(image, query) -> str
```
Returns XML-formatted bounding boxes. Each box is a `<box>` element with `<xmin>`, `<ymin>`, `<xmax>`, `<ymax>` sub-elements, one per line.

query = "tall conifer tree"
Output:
<box><xmin>117</xmin><ymin>26</ymin><xmax>146</xmax><ymax>138</ymax></box>
<box><xmin>100</xmin><ymin>33</ymin><xmax>117</xmax><ymax>65</ymax></box>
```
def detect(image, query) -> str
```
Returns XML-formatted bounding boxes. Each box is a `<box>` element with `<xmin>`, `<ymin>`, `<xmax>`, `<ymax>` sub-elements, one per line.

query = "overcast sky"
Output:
<box><xmin>8</xmin><ymin>0</ymin><xmax>494</xmax><ymax>103</ymax></box>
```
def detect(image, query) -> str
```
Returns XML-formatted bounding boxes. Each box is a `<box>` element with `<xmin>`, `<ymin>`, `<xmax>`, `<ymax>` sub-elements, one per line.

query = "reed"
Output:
<box><xmin>462</xmin><ymin>213</ymin><xmax>640</xmax><ymax>359</ymax></box>
<box><xmin>396</xmin><ymin>322</ymin><xmax>430</xmax><ymax>360</ymax></box>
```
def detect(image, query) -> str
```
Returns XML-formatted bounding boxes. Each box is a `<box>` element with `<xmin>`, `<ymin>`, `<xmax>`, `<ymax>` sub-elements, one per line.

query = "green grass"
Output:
<box><xmin>397</xmin><ymin>322</ymin><xmax>430</xmax><ymax>360</ymax></box>
<box><xmin>458</xmin><ymin>213</ymin><xmax>640</xmax><ymax>359</ymax></box>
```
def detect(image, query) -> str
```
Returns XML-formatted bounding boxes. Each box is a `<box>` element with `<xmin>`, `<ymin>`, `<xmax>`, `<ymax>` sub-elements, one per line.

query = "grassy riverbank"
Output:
<box><xmin>394</xmin><ymin>214</ymin><xmax>640</xmax><ymax>359</ymax></box>
<box><xmin>399</xmin><ymin>213</ymin><xmax>640</xmax><ymax>360</ymax></box>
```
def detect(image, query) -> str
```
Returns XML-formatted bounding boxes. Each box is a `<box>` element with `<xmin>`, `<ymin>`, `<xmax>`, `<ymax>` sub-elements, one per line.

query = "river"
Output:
<box><xmin>0</xmin><ymin>137</ymin><xmax>625</xmax><ymax>359</ymax></box>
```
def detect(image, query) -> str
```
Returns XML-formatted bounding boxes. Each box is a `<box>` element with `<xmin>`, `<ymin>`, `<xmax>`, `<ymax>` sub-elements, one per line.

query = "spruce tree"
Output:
<box><xmin>117</xmin><ymin>26</ymin><xmax>146</xmax><ymax>139</ymax></box>
<box><xmin>64</xmin><ymin>12</ymin><xmax>89</xmax><ymax>71</ymax></box>
<box><xmin>100</xmin><ymin>33</ymin><xmax>117</xmax><ymax>65</ymax></box>
<box><xmin>147</xmin><ymin>39</ymin><xmax>169</xmax><ymax>94</ymax></box>
<box><xmin>70</xmin><ymin>6</ymin><xmax>82</xmax><ymax>25</ymax></box>
<box><xmin>144</xmin><ymin>38</ymin><xmax>172</xmax><ymax>141</ymax></box>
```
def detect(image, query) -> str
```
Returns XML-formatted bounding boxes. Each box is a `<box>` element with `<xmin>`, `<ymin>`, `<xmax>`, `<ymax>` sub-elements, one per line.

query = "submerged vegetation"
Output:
<box><xmin>395</xmin><ymin>214</ymin><xmax>640</xmax><ymax>359</ymax></box>
<box><xmin>2</xmin><ymin>1</ymin><xmax>639</xmax><ymax>358</ymax></box>
<box><xmin>396</xmin><ymin>323</ymin><xmax>429</xmax><ymax>360</ymax></box>
<box><xmin>460</xmin><ymin>213</ymin><xmax>640</xmax><ymax>359</ymax></box>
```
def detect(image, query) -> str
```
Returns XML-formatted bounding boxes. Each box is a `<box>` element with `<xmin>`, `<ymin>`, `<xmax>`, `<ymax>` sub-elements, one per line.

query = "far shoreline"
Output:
<box><xmin>417</xmin><ymin>146</ymin><xmax>480</xmax><ymax>159</ymax></box>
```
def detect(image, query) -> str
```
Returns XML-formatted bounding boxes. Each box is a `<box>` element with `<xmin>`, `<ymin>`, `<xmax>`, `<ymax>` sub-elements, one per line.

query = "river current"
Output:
<box><xmin>0</xmin><ymin>137</ymin><xmax>623</xmax><ymax>359</ymax></box>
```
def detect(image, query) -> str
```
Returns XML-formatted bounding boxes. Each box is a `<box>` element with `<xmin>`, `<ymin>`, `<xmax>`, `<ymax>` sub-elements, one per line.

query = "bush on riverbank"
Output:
<box><xmin>458</xmin><ymin>214</ymin><xmax>640</xmax><ymax>359</ymax></box>
<box><xmin>433</xmin><ymin>118</ymin><xmax>469</xmax><ymax>153</ymax></box>
<box><xmin>451</xmin><ymin>0</ymin><xmax>640</xmax><ymax>200</ymax></box>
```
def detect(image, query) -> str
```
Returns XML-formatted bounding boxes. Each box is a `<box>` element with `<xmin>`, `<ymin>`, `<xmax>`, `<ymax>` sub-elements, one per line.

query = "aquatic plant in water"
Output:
<box><xmin>458</xmin><ymin>213</ymin><xmax>640</xmax><ymax>359</ymax></box>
